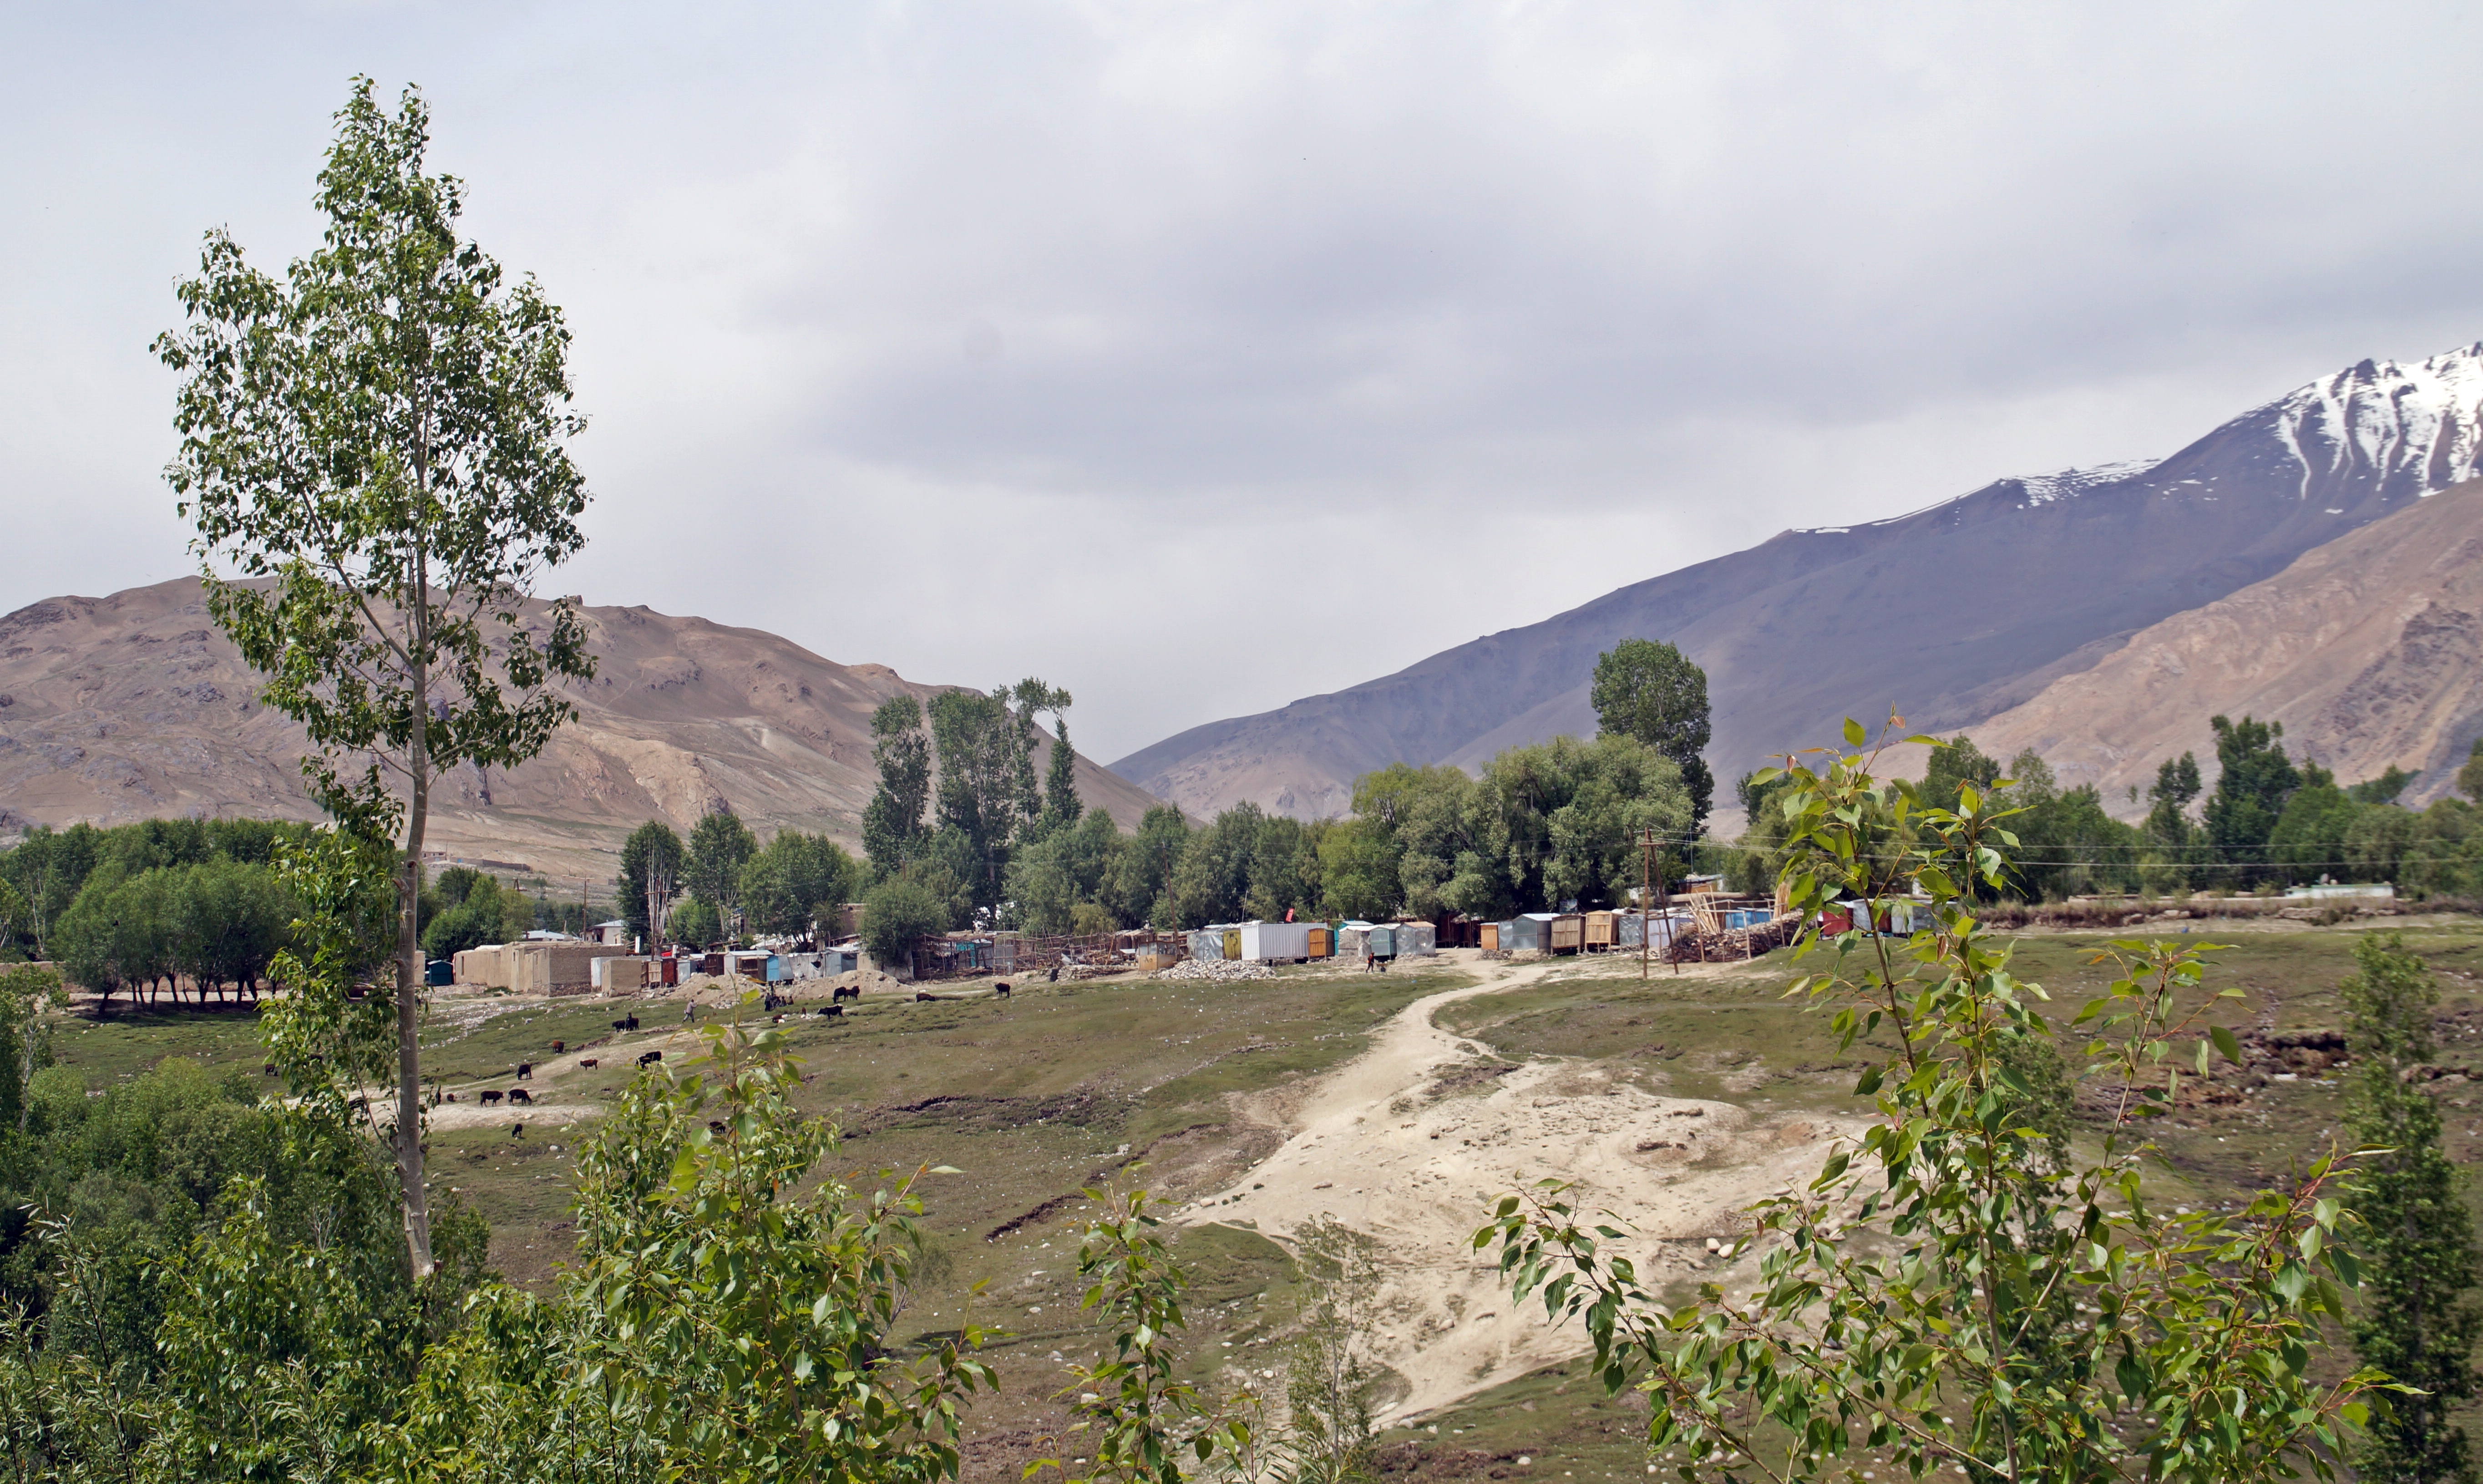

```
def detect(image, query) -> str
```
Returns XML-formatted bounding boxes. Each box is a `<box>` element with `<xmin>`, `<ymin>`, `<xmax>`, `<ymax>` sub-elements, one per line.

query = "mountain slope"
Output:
<box><xmin>1114</xmin><ymin>342</ymin><xmax>2483</xmax><ymax>819</ymax></box>
<box><xmin>0</xmin><ymin>578</ymin><xmax>1166</xmax><ymax>881</ymax></box>
<box><xmin>1952</xmin><ymin>476</ymin><xmax>2483</xmax><ymax>811</ymax></box>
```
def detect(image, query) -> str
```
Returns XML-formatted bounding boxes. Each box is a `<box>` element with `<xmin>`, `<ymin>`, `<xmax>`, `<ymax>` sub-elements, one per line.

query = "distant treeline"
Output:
<box><xmin>0</xmin><ymin>819</ymin><xmax>632</xmax><ymax>1003</ymax></box>
<box><xmin>1730</xmin><ymin>720</ymin><xmax>2483</xmax><ymax>901</ymax></box>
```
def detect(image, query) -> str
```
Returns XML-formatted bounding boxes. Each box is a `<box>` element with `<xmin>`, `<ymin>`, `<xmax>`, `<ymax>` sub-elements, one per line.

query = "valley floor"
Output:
<box><xmin>40</xmin><ymin>917</ymin><xmax>2483</xmax><ymax>1483</ymax></box>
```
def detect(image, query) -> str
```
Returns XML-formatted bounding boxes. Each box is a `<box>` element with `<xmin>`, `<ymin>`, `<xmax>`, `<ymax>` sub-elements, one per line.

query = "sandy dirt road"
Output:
<box><xmin>1178</xmin><ymin>954</ymin><xmax>1850</xmax><ymax>1422</ymax></box>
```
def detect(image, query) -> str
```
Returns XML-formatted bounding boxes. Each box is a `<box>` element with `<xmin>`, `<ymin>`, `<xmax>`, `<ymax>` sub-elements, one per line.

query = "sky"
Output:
<box><xmin>8</xmin><ymin>2</ymin><xmax>2483</xmax><ymax>765</ymax></box>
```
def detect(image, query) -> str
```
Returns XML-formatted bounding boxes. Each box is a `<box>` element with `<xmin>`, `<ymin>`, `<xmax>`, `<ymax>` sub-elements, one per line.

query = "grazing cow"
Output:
<box><xmin>480</xmin><ymin>1089</ymin><xmax>504</xmax><ymax>1106</ymax></box>
<box><xmin>832</xmin><ymin>984</ymin><xmax>860</xmax><ymax>1002</ymax></box>
<box><xmin>637</xmin><ymin>1050</ymin><xmax>663</xmax><ymax>1068</ymax></box>
<box><xmin>515</xmin><ymin>1062</ymin><xmax>533</xmax><ymax>1080</ymax></box>
<box><xmin>818</xmin><ymin>1004</ymin><xmax>843</xmax><ymax>1019</ymax></box>
<box><xmin>994</xmin><ymin>982</ymin><xmax>1011</xmax><ymax>999</ymax></box>
<box><xmin>551</xmin><ymin>1039</ymin><xmax>565</xmax><ymax>1054</ymax></box>
<box><xmin>1048</xmin><ymin>967</ymin><xmax>1061</xmax><ymax>983</ymax></box>
<box><xmin>445</xmin><ymin>1091</ymin><xmax>458</xmax><ymax>1102</ymax></box>
<box><xmin>914</xmin><ymin>991</ymin><xmax>938</xmax><ymax>1003</ymax></box>
<box><xmin>264</xmin><ymin>1063</ymin><xmax>278</xmax><ymax>1077</ymax></box>
<box><xmin>511</xmin><ymin>1123</ymin><xmax>525</xmax><ymax>1138</ymax></box>
<box><xmin>625</xmin><ymin>1014</ymin><xmax>640</xmax><ymax>1031</ymax></box>
<box><xmin>508</xmin><ymin>1088</ymin><xmax>532</xmax><ymax>1105</ymax></box>
<box><xmin>579</xmin><ymin>1058</ymin><xmax>599</xmax><ymax>1069</ymax></box>
<box><xmin>771</xmin><ymin>1013</ymin><xmax>785</xmax><ymax>1026</ymax></box>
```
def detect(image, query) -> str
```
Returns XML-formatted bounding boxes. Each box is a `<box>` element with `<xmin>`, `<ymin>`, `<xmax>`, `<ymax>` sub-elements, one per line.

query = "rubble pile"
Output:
<box><xmin>1152</xmin><ymin>957</ymin><xmax>1277</xmax><ymax>983</ymax></box>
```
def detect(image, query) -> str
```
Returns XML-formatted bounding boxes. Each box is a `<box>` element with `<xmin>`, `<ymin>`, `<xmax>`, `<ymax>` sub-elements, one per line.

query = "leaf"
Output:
<box><xmin>1843</xmin><ymin>717</ymin><xmax>1866</xmax><ymax>748</ymax></box>
<box><xmin>1854</xmin><ymin>1065</ymin><xmax>1884</xmax><ymax>1096</ymax></box>
<box><xmin>2209</xmin><ymin>1025</ymin><xmax>2242</xmax><ymax>1064</ymax></box>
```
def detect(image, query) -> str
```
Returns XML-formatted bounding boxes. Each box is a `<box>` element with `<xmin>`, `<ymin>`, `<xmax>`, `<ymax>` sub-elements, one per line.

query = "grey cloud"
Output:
<box><xmin>5</xmin><ymin>2</ymin><xmax>2483</xmax><ymax>762</ymax></box>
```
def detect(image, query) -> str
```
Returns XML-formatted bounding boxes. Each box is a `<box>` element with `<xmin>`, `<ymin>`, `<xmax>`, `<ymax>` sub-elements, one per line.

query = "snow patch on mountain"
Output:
<box><xmin>2259</xmin><ymin>341</ymin><xmax>2483</xmax><ymax>500</ymax></box>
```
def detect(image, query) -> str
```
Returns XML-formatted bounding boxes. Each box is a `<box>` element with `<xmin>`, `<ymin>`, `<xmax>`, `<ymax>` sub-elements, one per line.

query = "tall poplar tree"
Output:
<box><xmin>2344</xmin><ymin>932</ymin><xmax>2483</xmax><ymax>1484</ymax></box>
<box><xmin>157</xmin><ymin>79</ymin><xmax>593</xmax><ymax>1275</ymax></box>
<box><xmin>1589</xmin><ymin>638</ymin><xmax>1713</xmax><ymax>835</ymax></box>
<box><xmin>862</xmin><ymin>694</ymin><xmax>932</xmax><ymax>876</ymax></box>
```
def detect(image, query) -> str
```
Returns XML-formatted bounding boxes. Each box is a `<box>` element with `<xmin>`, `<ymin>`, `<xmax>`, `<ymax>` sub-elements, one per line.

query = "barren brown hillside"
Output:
<box><xmin>0</xmin><ymin>577</ymin><xmax>1168</xmax><ymax>880</ymax></box>
<box><xmin>1956</xmin><ymin>476</ymin><xmax>2483</xmax><ymax>810</ymax></box>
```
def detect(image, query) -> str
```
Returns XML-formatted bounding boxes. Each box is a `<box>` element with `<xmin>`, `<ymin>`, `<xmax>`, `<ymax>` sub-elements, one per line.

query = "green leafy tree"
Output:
<box><xmin>737</xmin><ymin>829</ymin><xmax>859</xmax><ymax>938</ymax></box>
<box><xmin>0</xmin><ymin>964</ymin><xmax>63</xmax><ymax>1133</ymax></box>
<box><xmin>1011</xmin><ymin>679</ymin><xmax>1080</xmax><ymax>837</ymax></box>
<box><xmin>2203</xmin><ymin>715</ymin><xmax>2302</xmax><ymax>886</ymax></box>
<box><xmin>1468</xmin><ymin>734</ymin><xmax>1691</xmax><ymax>913</ymax></box>
<box><xmin>929</xmin><ymin>689</ymin><xmax>1043</xmax><ymax>918</ymax></box>
<box><xmin>616</xmin><ymin>820</ymin><xmax>684</xmax><ymax>954</ymax></box>
<box><xmin>1480</xmin><ymin>724</ymin><xmax>2384</xmax><ymax>1484</ymax></box>
<box><xmin>2271</xmin><ymin>763</ymin><xmax>2361</xmax><ymax>882</ymax></box>
<box><xmin>1007</xmin><ymin>810</ymin><xmax>1125</xmax><ymax>936</ymax></box>
<box><xmin>2342</xmin><ymin>932</ymin><xmax>2483</xmax><ymax>1484</ymax></box>
<box><xmin>860</xmin><ymin>876</ymin><xmax>951</xmax><ymax>970</ymax></box>
<box><xmin>379</xmin><ymin>1016</ymin><xmax>996</xmax><ymax>1481</ymax></box>
<box><xmin>863</xmin><ymin>694</ymin><xmax>935</xmax><ymax>876</ymax></box>
<box><xmin>684</xmin><ymin>810</ymin><xmax>757</xmax><ymax>937</ymax></box>
<box><xmin>2460</xmin><ymin>740</ymin><xmax>2483</xmax><ymax>804</ymax></box>
<box><xmin>1590</xmin><ymin>638</ymin><xmax>1714</xmax><ymax>834</ymax></box>
<box><xmin>1104</xmin><ymin>807</ymin><xmax>1191</xmax><ymax>929</ymax></box>
<box><xmin>2351</xmin><ymin>765</ymin><xmax>2422</xmax><ymax>807</ymax></box>
<box><xmin>157</xmin><ymin>79</ymin><xmax>594</xmax><ymax>1275</ymax></box>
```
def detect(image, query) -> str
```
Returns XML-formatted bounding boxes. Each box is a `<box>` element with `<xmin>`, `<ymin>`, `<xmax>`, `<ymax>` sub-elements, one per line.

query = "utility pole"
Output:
<box><xmin>1640</xmin><ymin>828</ymin><xmax>1652</xmax><ymax>982</ymax></box>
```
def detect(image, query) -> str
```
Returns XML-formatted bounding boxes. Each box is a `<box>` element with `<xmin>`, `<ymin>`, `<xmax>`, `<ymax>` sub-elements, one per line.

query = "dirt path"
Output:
<box><xmin>1178</xmin><ymin>954</ymin><xmax>1850</xmax><ymax>1423</ymax></box>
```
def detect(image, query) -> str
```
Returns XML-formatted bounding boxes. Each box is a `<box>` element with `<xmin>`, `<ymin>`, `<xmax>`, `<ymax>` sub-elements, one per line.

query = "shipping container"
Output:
<box><xmin>1238</xmin><ymin>920</ymin><xmax>1313</xmax><ymax>962</ymax></box>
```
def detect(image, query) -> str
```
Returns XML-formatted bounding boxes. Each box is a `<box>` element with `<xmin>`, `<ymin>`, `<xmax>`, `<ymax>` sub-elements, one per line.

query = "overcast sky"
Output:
<box><xmin>8</xmin><ymin>2</ymin><xmax>2483</xmax><ymax>764</ymax></box>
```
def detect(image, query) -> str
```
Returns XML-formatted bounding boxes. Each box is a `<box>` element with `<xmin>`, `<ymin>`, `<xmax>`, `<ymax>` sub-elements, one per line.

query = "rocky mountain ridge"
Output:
<box><xmin>1111</xmin><ymin>342</ymin><xmax>2483</xmax><ymax>820</ymax></box>
<box><xmin>0</xmin><ymin>578</ymin><xmax>1167</xmax><ymax>881</ymax></box>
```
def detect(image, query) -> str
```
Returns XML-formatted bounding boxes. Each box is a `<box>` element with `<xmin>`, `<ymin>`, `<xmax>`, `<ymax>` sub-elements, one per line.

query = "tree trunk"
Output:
<box><xmin>397</xmin><ymin>562</ymin><xmax>436</xmax><ymax>1278</ymax></box>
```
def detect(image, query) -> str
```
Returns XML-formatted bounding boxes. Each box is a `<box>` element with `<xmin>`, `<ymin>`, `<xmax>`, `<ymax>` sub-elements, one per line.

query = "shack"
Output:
<box><xmin>1582</xmin><ymin>911</ymin><xmax>1619</xmax><ymax>950</ymax></box>
<box><xmin>1549</xmin><ymin>914</ymin><xmax>1585</xmax><ymax>954</ymax></box>
<box><xmin>1306</xmin><ymin>925</ymin><xmax>1333</xmax><ymax>958</ymax></box>
<box><xmin>1238</xmin><ymin>920</ymin><xmax>1313</xmax><ymax>962</ymax></box>
<box><xmin>456</xmin><ymin>940</ymin><xmax>612</xmax><ymax>996</ymax></box>
<box><xmin>592</xmin><ymin>956</ymin><xmax>652</xmax><ymax>991</ymax></box>
<box><xmin>1504</xmin><ymin>913</ymin><xmax>1559</xmax><ymax>952</ymax></box>
<box><xmin>1392</xmin><ymin>920</ymin><xmax>1437</xmax><ymax>957</ymax></box>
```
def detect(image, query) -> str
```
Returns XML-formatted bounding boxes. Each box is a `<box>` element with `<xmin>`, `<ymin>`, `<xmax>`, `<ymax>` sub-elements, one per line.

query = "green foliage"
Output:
<box><xmin>2461</xmin><ymin>739</ymin><xmax>2483</xmax><ymax>804</ymax></box>
<box><xmin>1165</xmin><ymin>805</ymin><xmax>1323</xmax><ymax>928</ymax></box>
<box><xmin>1282</xmin><ymin>1215</ymin><xmax>1383</xmax><ymax>1484</ymax></box>
<box><xmin>2351</xmin><ymin>765</ymin><xmax>2421</xmax><ymax>807</ymax></box>
<box><xmin>616</xmin><ymin>821</ymin><xmax>683</xmax><ymax>952</ymax></box>
<box><xmin>2272</xmin><ymin>763</ymin><xmax>2361</xmax><ymax>879</ymax></box>
<box><xmin>667</xmin><ymin>895</ymin><xmax>722</xmax><ymax>950</ymax></box>
<box><xmin>157</xmin><ymin>78</ymin><xmax>595</xmax><ymax>1275</ymax></box>
<box><xmin>1101</xmin><ymin>806</ymin><xmax>1192</xmax><ymax>931</ymax></box>
<box><xmin>1473</xmin><ymin>734</ymin><xmax>1691</xmax><ymax>914</ymax></box>
<box><xmin>2342</xmin><ymin>933</ymin><xmax>2483</xmax><ymax>1484</ymax></box>
<box><xmin>418</xmin><ymin>869</ymin><xmax>532</xmax><ymax>959</ymax></box>
<box><xmin>930</xmin><ymin>689</ymin><xmax>1040</xmax><ymax>919</ymax></box>
<box><xmin>386</xmin><ymin>1013</ymin><xmax>996</xmax><ymax>1482</ymax></box>
<box><xmin>1008</xmin><ymin>810</ymin><xmax>1126</xmax><ymax>937</ymax></box>
<box><xmin>865</xmin><ymin>694</ymin><xmax>935</xmax><ymax>876</ymax></box>
<box><xmin>2203</xmin><ymin>715</ymin><xmax>2302</xmax><ymax>886</ymax></box>
<box><xmin>1315</xmin><ymin>820</ymin><xmax>1401</xmax><ymax>924</ymax></box>
<box><xmin>1480</xmin><ymin>725</ymin><xmax>2384</xmax><ymax>1484</ymax></box>
<box><xmin>1034</xmin><ymin>1187</ymin><xmax>1253</xmax><ymax>1484</ymax></box>
<box><xmin>1590</xmin><ymin>639</ymin><xmax>1714</xmax><ymax>834</ymax></box>
<box><xmin>861</xmin><ymin>876</ymin><xmax>953</xmax><ymax>967</ymax></box>
<box><xmin>738</xmin><ymin>829</ymin><xmax>859</xmax><ymax>938</ymax></box>
<box><xmin>0</xmin><ymin>965</ymin><xmax>63</xmax><ymax>1135</ymax></box>
<box><xmin>685</xmin><ymin>809</ymin><xmax>758</xmax><ymax>932</ymax></box>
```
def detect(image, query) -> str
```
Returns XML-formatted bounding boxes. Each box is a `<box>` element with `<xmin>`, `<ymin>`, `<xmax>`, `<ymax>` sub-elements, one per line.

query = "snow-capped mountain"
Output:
<box><xmin>1115</xmin><ymin>342</ymin><xmax>2483</xmax><ymax>822</ymax></box>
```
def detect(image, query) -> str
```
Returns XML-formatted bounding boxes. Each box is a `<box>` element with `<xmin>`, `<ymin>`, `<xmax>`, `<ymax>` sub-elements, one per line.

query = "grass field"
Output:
<box><xmin>36</xmin><ymin>918</ymin><xmax>2483</xmax><ymax>1481</ymax></box>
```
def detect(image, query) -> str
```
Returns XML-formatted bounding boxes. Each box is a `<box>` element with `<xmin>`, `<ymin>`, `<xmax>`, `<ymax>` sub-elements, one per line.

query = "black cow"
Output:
<box><xmin>515</xmin><ymin>1061</ymin><xmax>533</xmax><ymax>1080</ymax></box>
<box><xmin>551</xmin><ymin>1039</ymin><xmax>565</xmax><ymax>1054</ymax></box>
<box><xmin>579</xmin><ymin>1057</ymin><xmax>599</xmax><ymax>1068</ymax></box>
<box><xmin>818</xmin><ymin>1004</ymin><xmax>843</xmax><ymax>1019</ymax></box>
<box><xmin>507</xmin><ymin>1087</ymin><xmax>532</xmax><ymax>1104</ymax></box>
<box><xmin>511</xmin><ymin>1123</ymin><xmax>525</xmax><ymax>1138</ymax></box>
<box><xmin>832</xmin><ymin>984</ymin><xmax>860</xmax><ymax>1002</ymax></box>
<box><xmin>637</xmin><ymin>1050</ymin><xmax>663</xmax><ymax>1068</ymax></box>
<box><xmin>914</xmin><ymin>991</ymin><xmax>939</xmax><ymax>1003</ymax></box>
<box><xmin>612</xmin><ymin>1014</ymin><xmax>641</xmax><ymax>1033</ymax></box>
<box><xmin>994</xmin><ymin>982</ymin><xmax>1011</xmax><ymax>999</ymax></box>
<box><xmin>480</xmin><ymin>1089</ymin><xmax>504</xmax><ymax>1106</ymax></box>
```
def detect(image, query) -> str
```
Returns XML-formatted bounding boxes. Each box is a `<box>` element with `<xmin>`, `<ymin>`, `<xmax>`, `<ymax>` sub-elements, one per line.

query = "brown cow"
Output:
<box><xmin>579</xmin><ymin>1057</ymin><xmax>599</xmax><ymax>1068</ymax></box>
<box><xmin>508</xmin><ymin>1088</ymin><xmax>532</xmax><ymax>1104</ymax></box>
